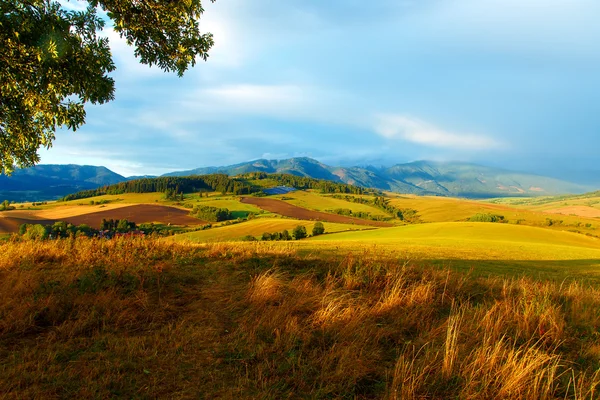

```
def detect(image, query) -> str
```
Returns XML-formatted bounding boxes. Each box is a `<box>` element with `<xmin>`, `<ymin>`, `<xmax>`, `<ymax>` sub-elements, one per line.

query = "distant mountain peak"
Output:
<box><xmin>0</xmin><ymin>158</ymin><xmax>592</xmax><ymax>202</ymax></box>
<box><xmin>162</xmin><ymin>157</ymin><xmax>591</xmax><ymax>198</ymax></box>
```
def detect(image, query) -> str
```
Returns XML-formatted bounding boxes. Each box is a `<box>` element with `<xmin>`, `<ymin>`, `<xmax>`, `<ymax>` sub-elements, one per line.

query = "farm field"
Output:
<box><xmin>303</xmin><ymin>222</ymin><xmax>600</xmax><ymax>282</ymax></box>
<box><xmin>488</xmin><ymin>191</ymin><xmax>600</xmax><ymax>213</ymax></box>
<box><xmin>273</xmin><ymin>190</ymin><xmax>390</xmax><ymax>218</ymax></box>
<box><xmin>23</xmin><ymin>192</ymin><xmax>167</xmax><ymax>209</ymax></box>
<box><xmin>186</xmin><ymin>196</ymin><xmax>264</xmax><ymax>218</ymax></box>
<box><xmin>0</xmin><ymin>204</ymin><xmax>203</xmax><ymax>232</ymax></box>
<box><xmin>386</xmin><ymin>193</ymin><xmax>600</xmax><ymax>236</ymax></box>
<box><xmin>168</xmin><ymin>217</ymin><xmax>370</xmax><ymax>242</ymax></box>
<box><xmin>241</xmin><ymin>197</ymin><xmax>392</xmax><ymax>227</ymax></box>
<box><xmin>2</xmin><ymin>238</ymin><xmax>600</xmax><ymax>398</ymax></box>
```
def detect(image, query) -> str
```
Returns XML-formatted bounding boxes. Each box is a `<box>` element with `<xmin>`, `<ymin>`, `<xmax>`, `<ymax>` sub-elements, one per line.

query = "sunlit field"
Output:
<box><xmin>1</xmin><ymin>238</ymin><xmax>599</xmax><ymax>398</ymax></box>
<box><xmin>168</xmin><ymin>217</ymin><xmax>370</xmax><ymax>242</ymax></box>
<box><xmin>274</xmin><ymin>190</ymin><xmax>390</xmax><ymax>218</ymax></box>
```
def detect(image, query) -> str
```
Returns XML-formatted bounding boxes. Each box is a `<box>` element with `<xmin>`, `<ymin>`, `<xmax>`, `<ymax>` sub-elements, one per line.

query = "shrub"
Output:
<box><xmin>293</xmin><ymin>225</ymin><xmax>307</xmax><ymax>240</ymax></box>
<box><xmin>312</xmin><ymin>221</ymin><xmax>325</xmax><ymax>236</ymax></box>
<box><xmin>469</xmin><ymin>213</ymin><xmax>505</xmax><ymax>223</ymax></box>
<box><xmin>261</xmin><ymin>232</ymin><xmax>272</xmax><ymax>241</ymax></box>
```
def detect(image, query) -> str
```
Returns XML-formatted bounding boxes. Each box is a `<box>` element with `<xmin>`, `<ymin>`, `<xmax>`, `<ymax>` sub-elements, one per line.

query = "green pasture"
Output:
<box><xmin>185</xmin><ymin>196</ymin><xmax>264</xmax><ymax>218</ymax></box>
<box><xmin>274</xmin><ymin>190</ymin><xmax>390</xmax><ymax>218</ymax></box>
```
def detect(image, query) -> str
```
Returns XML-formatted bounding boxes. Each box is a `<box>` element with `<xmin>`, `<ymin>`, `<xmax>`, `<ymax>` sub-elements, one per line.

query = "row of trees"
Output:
<box><xmin>99</xmin><ymin>218</ymin><xmax>137</xmax><ymax>232</ymax></box>
<box><xmin>328</xmin><ymin>208</ymin><xmax>390</xmax><ymax>222</ymax></box>
<box><xmin>19</xmin><ymin>222</ymin><xmax>94</xmax><ymax>240</ymax></box>
<box><xmin>258</xmin><ymin>222</ymin><xmax>324</xmax><ymax>241</ymax></box>
<box><xmin>16</xmin><ymin>218</ymin><xmax>184</xmax><ymax>240</ymax></box>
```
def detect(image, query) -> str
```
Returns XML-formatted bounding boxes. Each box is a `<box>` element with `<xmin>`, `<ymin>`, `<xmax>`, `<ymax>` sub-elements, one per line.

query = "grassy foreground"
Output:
<box><xmin>1</xmin><ymin>238</ymin><xmax>600</xmax><ymax>399</ymax></box>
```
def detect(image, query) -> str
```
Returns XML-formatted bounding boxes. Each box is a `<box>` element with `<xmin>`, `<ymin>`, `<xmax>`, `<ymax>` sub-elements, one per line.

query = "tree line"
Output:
<box><xmin>61</xmin><ymin>174</ymin><xmax>257</xmax><ymax>201</ymax></box>
<box><xmin>239</xmin><ymin>172</ymin><xmax>368</xmax><ymax>194</ymax></box>
<box><xmin>61</xmin><ymin>173</ymin><xmax>370</xmax><ymax>201</ymax></box>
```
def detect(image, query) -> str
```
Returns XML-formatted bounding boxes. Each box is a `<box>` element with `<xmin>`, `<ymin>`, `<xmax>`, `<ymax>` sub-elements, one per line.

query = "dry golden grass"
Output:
<box><xmin>1</xmin><ymin>238</ymin><xmax>600</xmax><ymax>398</ymax></box>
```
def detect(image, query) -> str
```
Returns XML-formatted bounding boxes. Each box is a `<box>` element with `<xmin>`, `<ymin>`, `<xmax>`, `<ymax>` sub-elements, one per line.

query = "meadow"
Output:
<box><xmin>273</xmin><ymin>191</ymin><xmax>390</xmax><ymax>219</ymax></box>
<box><xmin>1</xmin><ymin>238</ymin><xmax>600</xmax><ymax>398</ymax></box>
<box><xmin>3</xmin><ymin>187</ymin><xmax>600</xmax><ymax>398</ymax></box>
<box><xmin>169</xmin><ymin>217</ymin><xmax>370</xmax><ymax>242</ymax></box>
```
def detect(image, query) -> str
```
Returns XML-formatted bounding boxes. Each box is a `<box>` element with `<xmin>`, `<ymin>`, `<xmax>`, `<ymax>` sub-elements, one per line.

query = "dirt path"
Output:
<box><xmin>241</xmin><ymin>197</ymin><xmax>392</xmax><ymax>227</ymax></box>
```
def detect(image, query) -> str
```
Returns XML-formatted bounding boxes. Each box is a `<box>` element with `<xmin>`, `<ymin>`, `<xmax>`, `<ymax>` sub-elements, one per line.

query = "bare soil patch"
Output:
<box><xmin>241</xmin><ymin>197</ymin><xmax>392</xmax><ymax>227</ymax></box>
<box><xmin>0</xmin><ymin>205</ymin><xmax>203</xmax><ymax>233</ymax></box>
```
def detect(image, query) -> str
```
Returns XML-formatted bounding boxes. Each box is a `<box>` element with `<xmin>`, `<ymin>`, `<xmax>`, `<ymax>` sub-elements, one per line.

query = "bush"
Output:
<box><xmin>469</xmin><ymin>213</ymin><xmax>505</xmax><ymax>223</ymax></box>
<box><xmin>261</xmin><ymin>232</ymin><xmax>272</xmax><ymax>241</ymax></box>
<box><xmin>312</xmin><ymin>222</ymin><xmax>325</xmax><ymax>236</ymax></box>
<box><xmin>24</xmin><ymin>224</ymin><xmax>49</xmax><ymax>240</ymax></box>
<box><xmin>293</xmin><ymin>225</ymin><xmax>307</xmax><ymax>240</ymax></box>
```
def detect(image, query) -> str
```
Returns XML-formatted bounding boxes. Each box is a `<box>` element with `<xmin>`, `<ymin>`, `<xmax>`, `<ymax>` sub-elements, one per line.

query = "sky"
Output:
<box><xmin>42</xmin><ymin>0</ymin><xmax>600</xmax><ymax>184</ymax></box>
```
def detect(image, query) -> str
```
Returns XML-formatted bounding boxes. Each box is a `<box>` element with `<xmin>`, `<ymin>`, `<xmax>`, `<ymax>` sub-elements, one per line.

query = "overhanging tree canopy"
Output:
<box><xmin>0</xmin><ymin>0</ymin><xmax>214</xmax><ymax>174</ymax></box>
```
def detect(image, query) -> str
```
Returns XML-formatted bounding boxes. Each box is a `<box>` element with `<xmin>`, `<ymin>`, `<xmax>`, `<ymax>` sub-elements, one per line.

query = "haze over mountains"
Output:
<box><xmin>0</xmin><ymin>158</ymin><xmax>593</xmax><ymax>202</ymax></box>
<box><xmin>164</xmin><ymin>157</ymin><xmax>590</xmax><ymax>198</ymax></box>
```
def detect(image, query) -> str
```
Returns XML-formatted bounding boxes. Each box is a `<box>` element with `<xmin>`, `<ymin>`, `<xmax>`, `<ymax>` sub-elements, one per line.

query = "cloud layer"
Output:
<box><xmin>375</xmin><ymin>115</ymin><xmax>500</xmax><ymax>150</ymax></box>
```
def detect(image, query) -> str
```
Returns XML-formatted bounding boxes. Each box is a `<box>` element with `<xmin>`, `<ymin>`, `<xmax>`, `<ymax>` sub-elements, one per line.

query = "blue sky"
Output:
<box><xmin>43</xmin><ymin>0</ymin><xmax>600</xmax><ymax>184</ymax></box>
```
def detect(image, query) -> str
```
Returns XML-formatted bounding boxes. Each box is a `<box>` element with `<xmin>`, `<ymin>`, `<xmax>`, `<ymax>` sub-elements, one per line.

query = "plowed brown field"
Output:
<box><xmin>0</xmin><ymin>205</ymin><xmax>203</xmax><ymax>233</ymax></box>
<box><xmin>241</xmin><ymin>197</ymin><xmax>392</xmax><ymax>227</ymax></box>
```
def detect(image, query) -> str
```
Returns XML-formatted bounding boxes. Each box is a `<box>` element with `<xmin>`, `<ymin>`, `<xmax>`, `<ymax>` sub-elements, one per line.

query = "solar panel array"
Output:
<box><xmin>263</xmin><ymin>186</ymin><xmax>298</xmax><ymax>195</ymax></box>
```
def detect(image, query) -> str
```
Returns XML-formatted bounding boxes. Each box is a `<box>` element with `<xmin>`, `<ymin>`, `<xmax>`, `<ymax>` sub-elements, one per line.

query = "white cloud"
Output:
<box><xmin>374</xmin><ymin>115</ymin><xmax>500</xmax><ymax>150</ymax></box>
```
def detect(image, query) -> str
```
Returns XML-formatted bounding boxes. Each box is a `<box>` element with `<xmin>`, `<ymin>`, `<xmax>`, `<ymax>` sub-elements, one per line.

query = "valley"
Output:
<box><xmin>2</xmin><ymin>174</ymin><xmax>600</xmax><ymax>398</ymax></box>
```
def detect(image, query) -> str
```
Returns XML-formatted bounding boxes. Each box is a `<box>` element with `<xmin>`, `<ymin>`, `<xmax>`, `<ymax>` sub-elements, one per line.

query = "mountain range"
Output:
<box><xmin>0</xmin><ymin>158</ymin><xmax>593</xmax><ymax>202</ymax></box>
<box><xmin>0</xmin><ymin>165</ymin><xmax>124</xmax><ymax>202</ymax></box>
<box><xmin>164</xmin><ymin>157</ymin><xmax>590</xmax><ymax>198</ymax></box>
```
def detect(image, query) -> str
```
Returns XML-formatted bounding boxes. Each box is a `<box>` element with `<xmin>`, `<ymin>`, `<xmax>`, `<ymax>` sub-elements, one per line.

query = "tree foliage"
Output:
<box><xmin>292</xmin><ymin>225</ymin><xmax>307</xmax><ymax>240</ymax></box>
<box><xmin>190</xmin><ymin>205</ymin><xmax>232</xmax><ymax>222</ymax></box>
<box><xmin>312</xmin><ymin>221</ymin><xmax>325</xmax><ymax>236</ymax></box>
<box><xmin>0</xmin><ymin>0</ymin><xmax>215</xmax><ymax>174</ymax></box>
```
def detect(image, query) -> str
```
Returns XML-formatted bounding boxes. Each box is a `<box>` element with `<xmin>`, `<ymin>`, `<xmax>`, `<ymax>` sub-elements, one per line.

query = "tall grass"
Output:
<box><xmin>1</xmin><ymin>237</ymin><xmax>599</xmax><ymax>398</ymax></box>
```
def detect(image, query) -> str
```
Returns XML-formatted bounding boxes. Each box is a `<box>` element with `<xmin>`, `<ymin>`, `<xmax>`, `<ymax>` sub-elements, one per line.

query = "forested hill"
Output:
<box><xmin>0</xmin><ymin>165</ymin><xmax>126</xmax><ymax>202</ymax></box>
<box><xmin>60</xmin><ymin>173</ymin><xmax>367</xmax><ymax>201</ymax></box>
